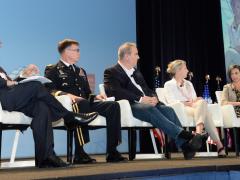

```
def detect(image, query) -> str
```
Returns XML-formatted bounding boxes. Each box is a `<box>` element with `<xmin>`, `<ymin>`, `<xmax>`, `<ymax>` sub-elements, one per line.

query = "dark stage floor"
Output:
<box><xmin>0</xmin><ymin>153</ymin><xmax>240</xmax><ymax>180</ymax></box>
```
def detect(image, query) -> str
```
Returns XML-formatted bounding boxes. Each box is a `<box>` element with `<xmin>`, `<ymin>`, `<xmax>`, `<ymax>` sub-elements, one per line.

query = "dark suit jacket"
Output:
<box><xmin>104</xmin><ymin>63</ymin><xmax>157</xmax><ymax>103</ymax></box>
<box><xmin>0</xmin><ymin>67</ymin><xmax>11</xmax><ymax>95</ymax></box>
<box><xmin>44</xmin><ymin>61</ymin><xmax>92</xmax><ymax>99</ymax></box>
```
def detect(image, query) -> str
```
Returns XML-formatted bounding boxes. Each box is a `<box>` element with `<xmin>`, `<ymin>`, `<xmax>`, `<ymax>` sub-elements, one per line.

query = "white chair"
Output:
<box><xmin>156</xmin><ymin>88</ymin><xmax>224</xmax><ymax>157</ymax></box>
<box><xmin>0</xmin><ymin>95</ymin><xmax>74</xmax><ymax>168</ymax></box>
<box><xmin>98</xmin><ymin>84</ymin><xmax>168</xmax><ymax>160</ymax></box>
<box><xmin>215</xmin><ymin>90</ymin><xmax>240</xmax><ymax>156</ymax></box>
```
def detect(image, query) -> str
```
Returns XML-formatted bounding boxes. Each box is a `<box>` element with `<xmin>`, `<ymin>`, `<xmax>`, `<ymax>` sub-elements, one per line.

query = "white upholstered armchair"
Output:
<box><xmin>0</xmin><ymin>95</ymin><xmax>73</xmax><ymax>168</ymax></box>
<box><xmin>215</xmin><ymin>90</ymin><xmax>240</xmax><ymax>156</ymax></box>
<box><xmin>156</xmin><ymin>88</ymin><xmax>224</xmax><ymax>157</ymax></box>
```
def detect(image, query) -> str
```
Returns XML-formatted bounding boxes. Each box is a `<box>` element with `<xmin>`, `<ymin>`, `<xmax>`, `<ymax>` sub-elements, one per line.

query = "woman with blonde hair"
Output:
<box><xmin>164</xmin><ymin>59</ymin><xmax>226</xmax><ymax>157</ymax></box>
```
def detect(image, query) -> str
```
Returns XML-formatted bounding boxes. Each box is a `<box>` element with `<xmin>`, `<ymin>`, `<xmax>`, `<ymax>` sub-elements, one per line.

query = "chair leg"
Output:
<box><xmin>233</xmin><ymin>127</ymin><xmax>239</xmax><ymax>156</ymax></box>
<box><xmin>10</xmin><ymin>130</ymin><xmax>20</xmax><ymax>163</ymax></box>
<box><xmin>0</xmin><ymin>123</ymin><xmax>2</xmax><ymax>166</ymax></box>
<box><xmin>128</xmin><ymin>128</ymin><xmax>136</xmax><ymax>161</ymax></box>
<box><xmin>164</xmin><ymin>135</ymin><xmax>171</xmax><ymax>159</ymax></box>
<box><xmin>223</xmin><ymin>128</ymin><xmax>229</xmax><ymax>155</ymax></box>
<box><xmin>67</xmin><ymin>129</ymin><xmax>74</xmax><ymax>163</ymax></box>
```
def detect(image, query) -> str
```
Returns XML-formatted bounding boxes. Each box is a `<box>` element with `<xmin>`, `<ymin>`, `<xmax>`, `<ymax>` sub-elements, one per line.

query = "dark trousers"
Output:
<box><xmin>72</xmin><ymin>101</ymin><xmax>90</xmax><ymax>156</ymax></box>
<box><xmin>0</xmin><ymin>81</ymin><xmax>69</xmax><ymax>165</ymax></box>
<box><xmin>75</xmin><ymin>99</ymin><xmax>121</xmax><ymax>154</ymax></box>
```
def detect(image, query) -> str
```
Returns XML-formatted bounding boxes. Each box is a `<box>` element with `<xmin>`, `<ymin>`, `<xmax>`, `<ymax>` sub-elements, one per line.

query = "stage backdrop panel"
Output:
<box><xmin>221</xmin><ymin>0</ymin><xmax>240</xmax><ymax>75</ymax></box>
<box><xmin>0</xmin><ymin>0</ymin><xmax>136</xmax><ymax>158</ymax></box>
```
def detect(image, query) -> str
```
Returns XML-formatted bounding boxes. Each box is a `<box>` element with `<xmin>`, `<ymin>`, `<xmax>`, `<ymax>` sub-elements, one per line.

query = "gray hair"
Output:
<box><xmin>118</xmin><ymin>42</ymin><xmax>136</xmax><ymax>60</ymax></box>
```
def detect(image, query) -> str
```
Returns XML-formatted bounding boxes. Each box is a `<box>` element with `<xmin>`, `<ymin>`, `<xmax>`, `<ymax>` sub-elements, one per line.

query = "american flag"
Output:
<box><xmin>152</xmin><ymin>128</ymin><xmax>165</xmax><ymax>147</ymax></box>
<box><xmin>153</xmin><ymin>66</ymin><xmax>166</xmax><ymax>148</ymax></box>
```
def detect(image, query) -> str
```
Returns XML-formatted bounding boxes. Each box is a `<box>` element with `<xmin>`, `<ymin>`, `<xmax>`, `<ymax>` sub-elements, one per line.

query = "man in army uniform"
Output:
<box><xmin>45</xmin><ymin>39</ymin><xmax>126</xmax><ymax>163</ymax></box>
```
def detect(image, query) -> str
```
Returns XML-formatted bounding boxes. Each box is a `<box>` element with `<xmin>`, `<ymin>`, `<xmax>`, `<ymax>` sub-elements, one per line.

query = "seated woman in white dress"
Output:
<box><xmin>164</xmin><ymin>59</ymin><xmax>226</xmax><ymax>157</ymax></box>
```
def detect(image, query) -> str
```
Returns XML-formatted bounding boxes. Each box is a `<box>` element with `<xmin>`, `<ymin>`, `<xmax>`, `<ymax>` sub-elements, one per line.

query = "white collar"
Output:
<box><xmin>172</xmin><ymin>78</ymin><xmax>187</xmax><ymax>87</ymax></box>
<box><xmin>60</xmin><ymin>59</ymin><xmax>72</xmax><ymax>67</ymax></box>
<box><xmin>118</xmin><ymin>61</ymin><xmax>135</xmax><ymax>77</ymax></box>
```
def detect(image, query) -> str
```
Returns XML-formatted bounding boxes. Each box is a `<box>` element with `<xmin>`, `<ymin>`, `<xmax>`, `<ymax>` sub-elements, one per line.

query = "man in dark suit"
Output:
<box><xmin>0</xmin><ymin>65</ymin><xmax>98</xmax><ymax>168</ymax></box>
<box><xmin>45</xmin><ymin>39</ymin><xmax>126</xmax><ymax>163</ymax></box>
<box><xmin>104</xmin><ymin>42</ymin><xmax>205</xmax><ymax>160</ymax></box>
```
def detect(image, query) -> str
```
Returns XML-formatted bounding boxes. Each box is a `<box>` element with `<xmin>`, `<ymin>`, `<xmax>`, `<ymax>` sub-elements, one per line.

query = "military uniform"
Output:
<box><xmin>45</xmin><ymin>61</ymin><xmax>121</xmax><ymax>155</ymax></box>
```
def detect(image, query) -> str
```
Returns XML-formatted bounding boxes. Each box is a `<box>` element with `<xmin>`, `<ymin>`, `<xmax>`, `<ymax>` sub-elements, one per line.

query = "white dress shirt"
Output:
<box><xmin>118</xmin><ymin>61</ymin><xmax>144</xmax><ymax>95</ymax></box>
<box><xmin>60</xmin><ymin>59</ymin><xmax>75</xmax><ymax>71</ymax></box>
<box><xmin>118</xmin><ymin>61</ymin><xmax>145</xmax><ymax>102</ymax></box>
<box><xmin>0</xmin><ymin>72</ymin><xmax>7</xmax><ymax>80</ymax></box>
<box><xmin>164</xmin><ymin>78</ymin><xmax>197</xmax><ymax>104</ymax></box>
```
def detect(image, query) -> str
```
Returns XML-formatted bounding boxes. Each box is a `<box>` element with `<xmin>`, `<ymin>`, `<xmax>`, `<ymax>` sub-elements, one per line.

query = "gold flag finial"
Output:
<box><xmin>216</xmin><ymin>76</ymin><xmax>222</xmax><ymax>90</ymax></box>
<box><xmin>205</xmin><ymin>74</ymin><xmax>210</xmax><ymax>83</ymax></box>
<box><xmin>155</xmin><ymin>66</ymin><xmax>161</xmax><ymax>75</ymax></box>
<box><xmin>188</xmin><ymin>71</ymin><xmax>193</xmax><ymax>81</ymax></box>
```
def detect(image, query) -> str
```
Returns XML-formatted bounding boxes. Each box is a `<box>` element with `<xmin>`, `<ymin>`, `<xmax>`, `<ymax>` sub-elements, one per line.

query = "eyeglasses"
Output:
<box><xmin>66</xmin><ymin>48</ymin><xmax>80</xmax><ymax>52</ymax></box>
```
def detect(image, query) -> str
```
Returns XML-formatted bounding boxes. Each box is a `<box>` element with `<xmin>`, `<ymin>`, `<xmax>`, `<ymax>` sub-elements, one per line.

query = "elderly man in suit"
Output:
<box><xmin>104</xmin><ymin>42</ymin><xmax>205</xmax><ymax>160</ymax></box>
<box><xmin>0</xmin><ymin>66</ymin><xmax>98</xmax><ymax>167</ymax></box>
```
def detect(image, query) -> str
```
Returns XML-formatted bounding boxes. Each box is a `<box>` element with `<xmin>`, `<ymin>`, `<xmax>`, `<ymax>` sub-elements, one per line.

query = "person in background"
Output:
<box><xmin>21</xmin><ymin>64</ymin><xmax>40</xmax><ymax>77</ymax></box>
<box><xmin>221</xmin><ymin>65</ymin><xmax>240</xmax><ymax>117</ymax></box>
<box><xmin>0</xmin><ymin>65</ymin><xmax>98</xmax><ymax>167</ymax></box>
<box><xmin>164</xmin><ymin>59</ymin><xmax>226</xmax><ymax>157</ymax></box>
<box><xmin>14</xmin><ymin>64</ymin><xmax>40</xmax><ymax>81</ymax></box>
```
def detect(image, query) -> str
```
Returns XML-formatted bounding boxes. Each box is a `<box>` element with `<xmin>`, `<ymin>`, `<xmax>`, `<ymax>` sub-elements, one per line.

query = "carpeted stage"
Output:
<box><xmin>1</xmin><ymin>153</ymin><xmax>240</xmax><ymax>180</ymax></box>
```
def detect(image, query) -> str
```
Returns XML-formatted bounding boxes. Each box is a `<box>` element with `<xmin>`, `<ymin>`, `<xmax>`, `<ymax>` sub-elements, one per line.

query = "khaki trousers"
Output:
<box><xmin>185</xmin><ymin>99</ymin><xmax>220</xmax><ymax>141</ymax></box>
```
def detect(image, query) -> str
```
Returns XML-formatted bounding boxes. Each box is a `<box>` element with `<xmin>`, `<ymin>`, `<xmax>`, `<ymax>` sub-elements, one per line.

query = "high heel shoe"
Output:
<box><xmin>218</xmin><ymin>147</ymin><xmax>227</xmax><ymax>158</ymax></box>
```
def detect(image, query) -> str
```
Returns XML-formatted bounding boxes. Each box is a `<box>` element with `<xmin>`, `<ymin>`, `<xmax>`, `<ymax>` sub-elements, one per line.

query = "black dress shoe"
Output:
<box><xmin>65</xmin><ymin>112</ymin><xmax>98</xmax><ymax>129</ymax></box>
<box><xmin>73</xmin><ymin>112</ymin><xmax>98</xmax><ymax>123</ymax></box>
<box><xmin>38</xmin><ymin>155</ymin><xmax>68</xmax><ymax>168</ymax></box>
<box><xmin>199</xmin><ymin>132</ymin><xmax>209</xmax><ymax>143</ymax></box>
<box><xmin>181</xmin><ymin>134</ymin><xmax>202</xmax><ymax>160</ymax></box>
<box><xmin>106</xmin><ymin>150</ymin><xmax>128</xmax><ymax>163</ymax></box>
<box><xmin>187</xmin><ymin>134</ymin><xmax>202</xmax><ymax>151</ymax></box>
<box><xmin>178</xmin><ymin>130</ymin><xmax>194</xmax><ymax>140</ymax></box>
<box><xmin>183</xmin><ymin>149</ymin><xmax>196</xmax><ymax>160</ymax></box>
<box><xmin>182</xmin><ymin>143</ymin><xmax>196</xmax><ymax>160</ymax></box>
<box><xmin>73</xmin><ymin>156</ymin><xmax>97</xmax><ymax>164</ymax></box>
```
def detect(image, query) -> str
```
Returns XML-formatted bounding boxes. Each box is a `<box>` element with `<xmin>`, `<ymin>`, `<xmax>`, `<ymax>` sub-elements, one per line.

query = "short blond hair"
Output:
<box><xmin>167</xmin><ymin>59</ymin><xmax>186</xmax><ymax>77</ymax></box>
<box><xmin>118</xmin><ymin>42</ymin><xmax>136</xmax><ymax>60</ymax></box>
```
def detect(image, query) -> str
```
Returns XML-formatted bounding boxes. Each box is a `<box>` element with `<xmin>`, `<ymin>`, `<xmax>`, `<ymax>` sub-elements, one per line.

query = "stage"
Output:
<box><xmin>0</xmin><ymin>153</ymin><xmax>240</xmax><ymax>179</ymax></box>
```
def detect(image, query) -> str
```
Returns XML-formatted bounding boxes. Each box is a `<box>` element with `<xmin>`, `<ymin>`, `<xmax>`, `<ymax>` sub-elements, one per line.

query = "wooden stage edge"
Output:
<box><xmin>0</xmin><ymin>153</ymin><xmax>240</xmax><ymax>180</ymax></box>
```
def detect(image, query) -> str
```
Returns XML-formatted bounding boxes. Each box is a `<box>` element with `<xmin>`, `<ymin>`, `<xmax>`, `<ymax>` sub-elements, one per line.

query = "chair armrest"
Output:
<box><xmin>167</xmin><ymin>102</ymin><xmax>191</xmax><ymax>127</ymax></box>
<box><xmin>221</xmin><ymin>104</ymin><xmax>240</xmax><ymax>128</ymax></box>
<box><xmin>0</xmin><ymin>102</ymin><xmax>2</xmax><ymax>123</ymax></box>
<box><xmin>117</xmin><ymin>99</ymin><xmax>135</xmax><ymax>126</ymax></box>
<box><xmin>207</xmin><ymin>104</ymin><xmax>223</xmax><ymax>127</ymax></box>
<box><xmin>52</xmin><ymin>95</ymin><xmax>72</xmax><ymax>127</ymax></box>
<box><xmin>99</xmin><ymin>84</ymin><xmax>106</xmax><ymax>95</ymax></box>
<box><xmin>116</xmin><ymin>99</ymin><xmax>149</xmax><ymax>127</ymax></box>
<box><xmin>55</xmin><ymin>95</ymin><xmax>73</xmax><ymax>111</ymax></box>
